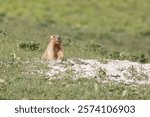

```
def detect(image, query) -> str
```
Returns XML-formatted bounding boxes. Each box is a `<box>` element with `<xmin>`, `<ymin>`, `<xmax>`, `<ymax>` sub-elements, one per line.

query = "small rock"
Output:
<box><xmin>0</xmin><ymin>79</ymin><xmax>5</xmax><ymax>83</ymax></box>
<box><xmin>47</xmin><ymin>81</ymin><xmax>52</xmax><ymax>85</ymax></box>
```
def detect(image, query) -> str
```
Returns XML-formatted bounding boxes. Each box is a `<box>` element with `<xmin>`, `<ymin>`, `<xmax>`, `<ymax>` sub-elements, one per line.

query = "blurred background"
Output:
<box><xmin>0</xmin><ymin>0</ymin><xmax>150</xmax><ymax>62</ymax></box>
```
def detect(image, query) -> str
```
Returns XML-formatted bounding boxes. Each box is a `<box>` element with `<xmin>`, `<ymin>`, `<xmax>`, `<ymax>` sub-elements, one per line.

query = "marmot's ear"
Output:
<box><xmin>50</xmin><ymin>35</ymin><xmax>53</xmax><ymax>39</ymax></box>
<box><xmin>49</xmin><ymin>35</ymin><xmax>53</xmax><ymax>42</ymax></box>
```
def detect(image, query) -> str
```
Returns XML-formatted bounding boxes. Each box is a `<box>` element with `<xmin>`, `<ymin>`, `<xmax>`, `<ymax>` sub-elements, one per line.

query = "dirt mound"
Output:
<box><xmin>46</xmin><ymin>58</ymin><xmax>150</xmax><ymax>84</ymax></box>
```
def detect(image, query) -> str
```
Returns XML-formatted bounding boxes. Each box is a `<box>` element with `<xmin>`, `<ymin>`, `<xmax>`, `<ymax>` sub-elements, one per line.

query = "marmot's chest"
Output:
<box><xmin>53</xmin><ymin>46</ymin><xmax>60</xmax><ymax>58</ymax></box>
<box><xmin>54</xmin><ymin>46</ymin><xmax>60</xmax><ymax>52</ymax></box>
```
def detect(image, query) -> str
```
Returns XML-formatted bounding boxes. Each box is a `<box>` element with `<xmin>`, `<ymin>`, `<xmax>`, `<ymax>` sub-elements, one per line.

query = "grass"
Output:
<box><xmin>0</xmin><ymin>0</ymin><xmax>150</xmax><ymax>99</ymax></box>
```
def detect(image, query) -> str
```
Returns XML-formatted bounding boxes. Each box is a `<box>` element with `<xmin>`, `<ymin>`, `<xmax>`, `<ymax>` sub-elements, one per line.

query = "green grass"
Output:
<box><xmin>0</xmin><ymin>0</ymin><xmax>150</xmax><ymax>99</ymax></box>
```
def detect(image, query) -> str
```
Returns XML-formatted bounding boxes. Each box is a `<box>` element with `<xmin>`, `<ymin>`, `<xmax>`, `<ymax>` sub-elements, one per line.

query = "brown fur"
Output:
<box><xmin>42</xmin><ymin>35</ymin><xmax>63</xmax><ymax>60</ymax></box>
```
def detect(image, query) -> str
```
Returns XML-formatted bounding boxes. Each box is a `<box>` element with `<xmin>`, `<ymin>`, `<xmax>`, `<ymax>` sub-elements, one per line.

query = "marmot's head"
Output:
<box><xmin>50</xmin><ymin>35</ymin><xmax>61</xmax><ymax>45</ymax></box>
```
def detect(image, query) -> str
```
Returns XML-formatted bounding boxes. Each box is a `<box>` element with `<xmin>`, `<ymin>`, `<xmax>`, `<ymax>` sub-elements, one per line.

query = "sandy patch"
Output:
<box><xmin>46</xmin><ymin>58</ymin><xmax>150</xmax><ymax>84</ymax></box>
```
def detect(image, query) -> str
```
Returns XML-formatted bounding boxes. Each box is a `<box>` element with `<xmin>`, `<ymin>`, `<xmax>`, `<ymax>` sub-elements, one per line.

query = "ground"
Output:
<box><xmin>46</xmin><ymin>59</ymin><xmax>150</xmax><ymax>84</ymax></box>
<box><xmin>0</xmin><ymin>0</ymin><xmax>150</xmax><ymax>99</ymax></box>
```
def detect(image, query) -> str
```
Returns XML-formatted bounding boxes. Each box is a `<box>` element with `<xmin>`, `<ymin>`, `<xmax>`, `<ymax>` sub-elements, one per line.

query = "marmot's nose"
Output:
<box><xmin>57</xmin><ymin>35</ymin><xmax>61</xmax><ymax>39</ymax></box>
<box><xmin>56</xmin><ymin>36</ymin><xmax>61</xmax><ymax>42</ymax></box>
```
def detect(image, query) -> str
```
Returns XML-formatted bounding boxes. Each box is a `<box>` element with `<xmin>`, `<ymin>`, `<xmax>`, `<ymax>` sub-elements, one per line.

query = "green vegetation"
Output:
<box><xmin>0</xmin><ymin>0</ymin><xmax>150</xmax><ymax>99</ymax></box>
